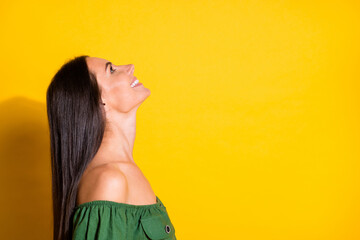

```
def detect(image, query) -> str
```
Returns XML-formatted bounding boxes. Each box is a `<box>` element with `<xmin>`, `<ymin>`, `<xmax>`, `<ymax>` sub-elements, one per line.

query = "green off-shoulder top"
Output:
<box><xmin>72</xmin><ymin>195</ymin><xmax>177</xmax><ymax>240</ymax></box>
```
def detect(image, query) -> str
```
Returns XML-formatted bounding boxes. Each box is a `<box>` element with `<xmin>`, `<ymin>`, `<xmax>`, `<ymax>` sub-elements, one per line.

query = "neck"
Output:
<box><xmin>90</xmin><ymin>107</ymin><xmax>138</xmax><ymax>168</ymax></box>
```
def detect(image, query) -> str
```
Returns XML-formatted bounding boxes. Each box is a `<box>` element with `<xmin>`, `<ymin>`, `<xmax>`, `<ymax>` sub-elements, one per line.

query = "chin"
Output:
<box><xmin>141</xmin><ymin>88</ymin><xmax>151</xmax><ymax>99</ymax></box>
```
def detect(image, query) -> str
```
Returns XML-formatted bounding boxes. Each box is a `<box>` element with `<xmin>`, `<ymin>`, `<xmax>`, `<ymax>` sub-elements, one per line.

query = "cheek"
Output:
<box><xmin>107</xmin><ymin>81</ymin><xmax>130</xmax><ymax>97</ymax></box>
<box><xmin>107</xmin><ymin>84</ymin><xmax>138</xmax><ymax>110</ymax></box>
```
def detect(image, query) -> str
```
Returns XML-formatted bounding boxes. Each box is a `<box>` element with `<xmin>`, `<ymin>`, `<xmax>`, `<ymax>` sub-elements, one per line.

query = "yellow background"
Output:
<box><xmin>0</xmin><ymin>0</ymin><xmax>359</xmax><ymax>239</ymax></box>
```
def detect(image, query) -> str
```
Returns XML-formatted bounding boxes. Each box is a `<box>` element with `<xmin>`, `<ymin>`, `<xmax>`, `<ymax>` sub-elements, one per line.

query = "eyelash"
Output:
<box><xmin>110</xmin><ymin>65</ymin><xmax>116</xmax><ymax>73</ymax></box>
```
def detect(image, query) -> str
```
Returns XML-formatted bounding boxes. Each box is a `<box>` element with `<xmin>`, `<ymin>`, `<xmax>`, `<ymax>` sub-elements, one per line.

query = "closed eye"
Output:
<box><xmin>110</xmin><ymin>65</ymin><xmax>116</xmax><ymax>73</ymax></box>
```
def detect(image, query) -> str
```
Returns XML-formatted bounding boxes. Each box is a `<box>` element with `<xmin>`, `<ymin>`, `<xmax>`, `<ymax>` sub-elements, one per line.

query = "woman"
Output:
<box><xmin>46</xmin><ymin>55</ymin><xmax>176</xmax><ymax>240</ymax></box>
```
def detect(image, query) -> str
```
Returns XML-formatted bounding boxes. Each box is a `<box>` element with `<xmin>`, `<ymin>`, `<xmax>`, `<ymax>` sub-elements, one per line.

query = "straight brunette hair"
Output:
<box><xmin>46</xmin><ymin>55</ymin><xmax>106</xmax><ymax>240</ymax></box>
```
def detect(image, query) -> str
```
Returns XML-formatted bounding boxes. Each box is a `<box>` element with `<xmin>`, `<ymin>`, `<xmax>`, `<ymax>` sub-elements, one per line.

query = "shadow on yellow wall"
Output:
<box><xmin>0</xmin><ymin>97</ymin><xmax>52</xmax><ymax>239</ymax></box>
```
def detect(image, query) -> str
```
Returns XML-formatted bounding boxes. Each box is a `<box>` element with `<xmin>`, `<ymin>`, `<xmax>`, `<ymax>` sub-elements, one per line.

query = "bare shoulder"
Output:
<box><xmin>77</xmin><ymin>164</ymin><xmax>129</xmax><ymax>205</ymax></box>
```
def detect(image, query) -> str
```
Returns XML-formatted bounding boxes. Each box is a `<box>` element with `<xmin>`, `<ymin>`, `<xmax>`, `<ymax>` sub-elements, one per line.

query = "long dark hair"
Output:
<box><xmin>46</xmin><ymin>55</ymin><xmax>106</xmax><ymax>240</ymax></box>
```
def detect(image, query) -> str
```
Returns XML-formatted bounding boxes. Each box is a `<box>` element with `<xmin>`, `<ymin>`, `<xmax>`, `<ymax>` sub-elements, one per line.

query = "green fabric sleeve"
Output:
<box><xmin>71</xmin><ymin>197</ymin><xmax>176</xmax><ymax>240</ymax></box>
<box><xmin>72</xmin><ymin>204</ymin><xmax>126</xmax><ymax>239</ymax></box>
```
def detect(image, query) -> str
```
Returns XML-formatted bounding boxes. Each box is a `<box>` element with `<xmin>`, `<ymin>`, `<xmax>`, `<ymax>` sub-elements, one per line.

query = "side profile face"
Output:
<box><xmin>85</xmin><ymin>57</ymin><xmax>151</xmax><ymax>113</ymax></box>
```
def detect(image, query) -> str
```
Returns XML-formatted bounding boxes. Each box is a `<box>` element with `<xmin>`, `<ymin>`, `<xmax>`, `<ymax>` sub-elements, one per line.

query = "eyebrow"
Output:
<box><xmin>105</xmin><ymin>62</ymin><xmax>112</xmax><ymax>72</ymax></box>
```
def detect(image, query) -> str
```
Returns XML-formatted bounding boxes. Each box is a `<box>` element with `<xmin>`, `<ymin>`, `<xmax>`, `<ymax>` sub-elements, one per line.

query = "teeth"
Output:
<box><xmin>131</xmin><ymin>79</ymin><xmax>139</xmax><ymax>88</ymax></box>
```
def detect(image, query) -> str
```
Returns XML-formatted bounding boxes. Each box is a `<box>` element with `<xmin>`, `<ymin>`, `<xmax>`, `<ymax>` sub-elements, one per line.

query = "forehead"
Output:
<box><xmin>86</xmin><ymin>57</ymin><xmax>109</xmax><ymax>74</ymax></box>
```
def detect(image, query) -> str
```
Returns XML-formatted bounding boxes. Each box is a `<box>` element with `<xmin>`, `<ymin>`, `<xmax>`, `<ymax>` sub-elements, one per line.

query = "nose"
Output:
<box><xmin>127</xmin><ymin>64</ymin><xmax>134</xmax><ymax>75</ymax></box>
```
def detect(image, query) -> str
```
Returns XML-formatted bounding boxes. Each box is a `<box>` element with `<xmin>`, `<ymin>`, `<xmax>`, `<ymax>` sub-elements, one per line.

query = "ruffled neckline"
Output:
<box><xmin>74</xmin><ymin>195</ymin><xmax>162</xmax><ymax>209</ymax></box>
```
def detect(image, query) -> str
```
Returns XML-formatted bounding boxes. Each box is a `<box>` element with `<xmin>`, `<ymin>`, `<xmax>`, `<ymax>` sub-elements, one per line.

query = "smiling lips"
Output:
<box><xmin>131</xmin><ymin>79</ymin><xmax>139</xmax><ymax>87</ymax></box>
<box><xmin>130</xmin><ymin>77</ymin><xmax>143</xmax><ymax>88</ymax></box>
